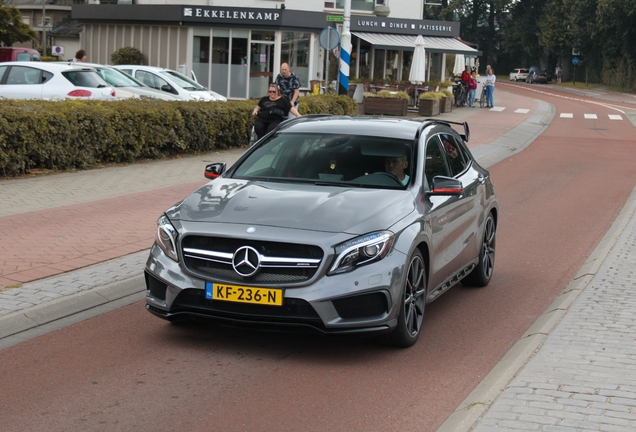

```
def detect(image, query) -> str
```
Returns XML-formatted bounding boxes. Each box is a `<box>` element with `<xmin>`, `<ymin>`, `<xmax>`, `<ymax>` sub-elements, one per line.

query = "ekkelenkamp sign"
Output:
<box><xmin>183</xmin><ymin>7</ymin><xmax>282</xmax><ymax>24</ymax></box>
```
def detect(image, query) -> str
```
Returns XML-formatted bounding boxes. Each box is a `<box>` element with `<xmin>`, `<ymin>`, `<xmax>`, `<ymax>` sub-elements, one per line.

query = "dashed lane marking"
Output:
<box><xmin>490</xmin><ymin>107</ymin><xmax>506</xmax><ymax>112</ymax></box>
<box><xmin>560</xmin><ymin>113</ymin><xmax>574</xmax><ymax>118</ymax></box>
<box><xmin>584</xmin><ymin>114</ymin><xmax>598</xmax><ymax>119</ymax></box>
<box><xmin>608</xmin><ymin>114</ymin><xmax>623</xmax><ymax>120</ymax></box>
<box><xmin>514</xmin><ymin>109</ymin><xmax>530</xmax><ymax>114</ymax></box>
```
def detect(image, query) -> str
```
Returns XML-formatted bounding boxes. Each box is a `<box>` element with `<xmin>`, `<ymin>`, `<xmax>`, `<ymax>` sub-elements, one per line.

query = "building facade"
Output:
<box><xmin>72</xmin><ymin>0</ymin><xmax>480</xmax><ymax>99</ymax></box>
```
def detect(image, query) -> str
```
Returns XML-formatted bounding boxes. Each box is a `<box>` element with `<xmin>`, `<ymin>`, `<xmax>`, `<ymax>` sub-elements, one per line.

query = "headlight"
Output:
<box><xmin>328</xmin><ymin>231</ymin><xmax>394</xmax><ymax>275</ymax></box>
<box><xmin>156</xmin><ymin>215</ymin><xmax>179</xmax><ymax>262</ymax></box>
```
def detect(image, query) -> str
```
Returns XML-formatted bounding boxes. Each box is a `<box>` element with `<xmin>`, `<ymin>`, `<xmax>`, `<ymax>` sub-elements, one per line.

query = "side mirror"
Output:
<box><xmin>204</xmin><ymin>162</ymin><xmax>226</xmax><ymax>180</ymax></box>
<box><xmin>161</xmin><ymin>84</ymin><xmax>177</xmax><ymax>95</ymax></box>
<box><xmin>429</xmin><ymin>176</ymin><xmax>463</xmax><ymax>195</ymax></box>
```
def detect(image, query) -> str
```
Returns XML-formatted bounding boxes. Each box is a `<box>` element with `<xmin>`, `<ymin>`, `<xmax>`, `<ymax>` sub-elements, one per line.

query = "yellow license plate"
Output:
<box><xmin>205</xmin><ymin>282</ymin><xmax>283</xmax><ymax>306</ymax></box>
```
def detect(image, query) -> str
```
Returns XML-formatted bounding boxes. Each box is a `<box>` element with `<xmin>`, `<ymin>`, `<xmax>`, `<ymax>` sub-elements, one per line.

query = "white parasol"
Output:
<box><xmin>453</xmin><ymin>54</ymin><xmax>466</xmax><ymax>76</ymax></box>
<box><xmin>409</xmin><ymin>35</ymin><xmax>426</xmax><ymax>105</ymax></box>
<box><xmin>409</xmin><ymin>35</ymin><xmax>426</xmax><ymax>85</ymax></box>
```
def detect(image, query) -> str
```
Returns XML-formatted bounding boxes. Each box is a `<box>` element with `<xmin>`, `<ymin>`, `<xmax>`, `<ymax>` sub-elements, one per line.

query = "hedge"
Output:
<box><xmin>0</xmin><ymin>94</ymin><xmax>358</xmax><ymax>178</ymax></box>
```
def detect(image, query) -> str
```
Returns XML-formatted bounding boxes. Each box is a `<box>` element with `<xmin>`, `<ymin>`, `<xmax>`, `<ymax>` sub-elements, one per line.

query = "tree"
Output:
<box><xmin>0</xmin><ymin>1</ymin><xmax>36</xmax><ymax>47</ymax></box>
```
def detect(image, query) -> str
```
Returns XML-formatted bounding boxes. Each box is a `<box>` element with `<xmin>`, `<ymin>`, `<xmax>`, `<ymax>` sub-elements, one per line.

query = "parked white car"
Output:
<box><xmin>113</xmin><ymin>65</ymin><xmax>227</xmax><ymax>102</ymax></box>
<box><xmin>509</xmin><ymin>68</ymin><xmax>529</xmax><ymax>82</ymax></box>
<box><xmin>59</xmin><ymin>62</ymin><xmax>180</xmax><ymax>101</ymax></box>
<box><xmin>0</xmin><ymin>61</ymin><xmax>116</xmax><ymax>101</ymax></box>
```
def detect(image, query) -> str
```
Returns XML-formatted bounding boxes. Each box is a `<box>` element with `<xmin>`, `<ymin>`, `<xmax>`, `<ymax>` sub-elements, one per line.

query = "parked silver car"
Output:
<box><xmin>0</xmin><ymin>61</ymin><xmax>116</xmax><ymax>100</ymax></box>
<box><xmin>144</xmin><ymin>116</ymin><xmax>498</xmax><ymax>347</ymax></box>
<box><xmin>62</xmin><ymin>62</ymin><xmax>180</xmax><ymax>100</ymax></box>
<box><xmin>113</xmin><ymin>65</ymin><xmax>227</xmax><ymax>102</ymax></box>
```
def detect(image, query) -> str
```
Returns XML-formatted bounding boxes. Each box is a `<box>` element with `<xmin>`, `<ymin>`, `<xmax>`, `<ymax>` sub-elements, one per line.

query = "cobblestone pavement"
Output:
<box><xmin>469</xmin><ymin>191</ymin><xmax>636</xmax><ymax>432</ymax></box>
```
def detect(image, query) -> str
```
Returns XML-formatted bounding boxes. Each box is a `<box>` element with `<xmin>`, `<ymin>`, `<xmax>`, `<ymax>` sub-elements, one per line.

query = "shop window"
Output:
<box><xmin>230</xmin><ymin>32</ymin><xmax>248</xmax><ymax>99</ymax></box>
<box><xmin>251</xmin><ymin>31</ymin><xmax>275</xmax><ymax>42</ymax></box>
<box><xmin>281</xmin><ymin>32</ymin><xmax>310</xmax><ymax>88</ymax></box>
<box><xmin>210</xmin><ymin>30</ymin><xmax>230</xmax><ymax>97</ymax></box>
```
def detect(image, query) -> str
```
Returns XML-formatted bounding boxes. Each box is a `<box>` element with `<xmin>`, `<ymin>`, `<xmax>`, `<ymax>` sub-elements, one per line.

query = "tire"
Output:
<box><xmin>463</xmin><ymin>213</ymin><xmax>496</xmax><ymax>287</ymax></box>
<box><xmin>479</xmin><ymin>91</ymin><xmax>486</xmax><ymax>108</ymax></box>
<box><xmin>381</xmin><ymin>249</ymin><xmax>427</xmax><ymax>348</ymax></box>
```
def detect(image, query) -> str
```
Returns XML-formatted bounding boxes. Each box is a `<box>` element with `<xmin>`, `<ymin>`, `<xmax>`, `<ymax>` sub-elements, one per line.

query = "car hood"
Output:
<box><xmin>166</xmin><ymin>178</ymin><xmax>415</xmax><ymax>234</ymax></box>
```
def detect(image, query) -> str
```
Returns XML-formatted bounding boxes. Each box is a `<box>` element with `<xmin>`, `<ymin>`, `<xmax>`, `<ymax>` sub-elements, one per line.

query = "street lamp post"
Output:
<box><xmin>42</xmin><ymin>2</ymin><xmax>47</xmax><ymax>56</ymax></box>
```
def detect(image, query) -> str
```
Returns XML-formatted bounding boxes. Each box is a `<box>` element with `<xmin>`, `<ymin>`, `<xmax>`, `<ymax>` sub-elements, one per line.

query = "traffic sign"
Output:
<box><xmin>572</xmin><ymin>57</ymin><xmax>580</xmax><ymax>65</ymax></box>
<box><xmin>319</xmin><ymin>27</ymin><xmax>340</xmax><ymax>51</ymax></box>
<box><xmin>326</xmin><ymin>15</ymin><xmax>344</xmax><ymax>22</ymax></box>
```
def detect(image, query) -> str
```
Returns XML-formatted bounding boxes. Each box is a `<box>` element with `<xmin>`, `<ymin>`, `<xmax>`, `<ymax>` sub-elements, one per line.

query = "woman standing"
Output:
<box><xmin>485</xmin><ymin>68</ymin><xmax>496</xmax><ymax>108</ymax></box>
<box><xmin>252</xmin><ymin>83</ymin><xmax>301</xmax><ymax>139</ymax></box>
<box><xmin>468</xmin><ymin>70</ymin><xmax>478</xmax><ymax>108</ymax></box>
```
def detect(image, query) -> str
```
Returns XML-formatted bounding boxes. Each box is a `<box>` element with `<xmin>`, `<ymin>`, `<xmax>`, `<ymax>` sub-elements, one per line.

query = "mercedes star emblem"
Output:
<box><xmin>232</xmin><ymin>246</ymin><xmax>260</xmax><ymax>277</ymax></box>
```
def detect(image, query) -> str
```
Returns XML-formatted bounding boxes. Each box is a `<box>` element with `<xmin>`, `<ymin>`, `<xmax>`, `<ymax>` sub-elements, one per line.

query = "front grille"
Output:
<box><xmin>332</xmin><ymin>292</ymin><xmax>389</xmax><ymax>319</ymax></box>
<box><xmin>182</xmin><ymin>235</ymin><xmax>324</xmax><ymax>284</ymax></box>
<box><xmin>171</xmin><ymin>288</ymin><xmax>322</xmax><ymax>325</ymax></box>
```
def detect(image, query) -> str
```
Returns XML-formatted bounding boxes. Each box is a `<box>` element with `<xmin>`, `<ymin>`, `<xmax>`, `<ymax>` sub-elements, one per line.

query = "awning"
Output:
<box><xmin>352</xmin><ymin>32</ymin><xmax>481</xmax><ymax>56</ymax></box>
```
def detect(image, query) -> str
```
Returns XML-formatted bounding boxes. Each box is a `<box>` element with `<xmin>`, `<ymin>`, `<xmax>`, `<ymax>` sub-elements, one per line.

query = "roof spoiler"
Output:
<box><xmin>415</xmin><ymin>119</ymin><xmax>470</xmax><ymax>142</ymax></box>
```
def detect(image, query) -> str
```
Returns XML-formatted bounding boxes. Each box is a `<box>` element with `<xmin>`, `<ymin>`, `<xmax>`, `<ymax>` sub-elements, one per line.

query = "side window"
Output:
<box><xmin>6</xmin><ymin>66</ymin><xmax>34</xmax><ymax>85</ymax></box>
<box><xmin>439</xmin><ymin>134</ymin><xmax>468</xmax><ymax>177</ymax></box>
<box><xmin>16</xmin><ymin>52</ymin><xmax>31</xmax><ymax>61</ymax></box>
<box><xmin>0</xmin><ymin>66</ymin><xmax>7</xmax><ymax>83</ymax></box>
<box><xmin>42</xmin><ymin>71</ymin><xmax>53</xmax><ymax>84</ymax></box>
<box><xmin>424</xmin><ymin>136</ymin><xmax>450</xmax><ymax>187</ymax></box>
<box><xmin>135</xmin><ymin>71</ymin><xmax>167</xmax><ymax>90</ymax></box>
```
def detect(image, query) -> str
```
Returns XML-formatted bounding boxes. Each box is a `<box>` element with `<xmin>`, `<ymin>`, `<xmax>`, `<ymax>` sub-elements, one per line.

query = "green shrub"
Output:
<box><xmin>364</xmin><ymin>90</ymin><xmax>410</xmax><ymax>100</ymax></box>
<box><xmin>111</xmin><ymin>47</ymin><xmax>144</xmax><ymax>65</ymax></box>
<box><xmin>0</xmin><ymin>94</ymin><xmax>358</xmax><ymax>178</ymax></box>
<box><xmin>419</xmin><ymin>91</ymin><xmax>443</xmax><ymax>100</ymax></box>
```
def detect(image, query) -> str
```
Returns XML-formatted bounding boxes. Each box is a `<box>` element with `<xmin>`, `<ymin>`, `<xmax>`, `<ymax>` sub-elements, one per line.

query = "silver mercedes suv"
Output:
<box><xmin>144</xmin><ymin>116</ymin><xmax>498</xmax><ymax>347</ymax></box>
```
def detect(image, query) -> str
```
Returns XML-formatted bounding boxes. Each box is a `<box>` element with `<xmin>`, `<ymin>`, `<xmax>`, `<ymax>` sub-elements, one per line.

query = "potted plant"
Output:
<box><xmin>418</xmin><ymin>91</ymin><xmax>441</xmax><ymax>116</ymax></box>
<box><xmin>439</xmin><ymin>89</ymin><xmax>453</xmax><ymax>113</ymax></box>
<box><xmin>363</xmin><ymin>90</ymin><xmax>410</xmax><ymax>116</ymax></box>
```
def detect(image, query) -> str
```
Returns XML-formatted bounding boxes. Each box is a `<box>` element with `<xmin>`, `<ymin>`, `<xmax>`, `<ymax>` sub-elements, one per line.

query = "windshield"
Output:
<box><xmin>231</xmin><ymin>133</ymin><xmax>414</xmax><ymax>189</ymax></box>
<box><xmin>95</xmin><ymin>68</ymin><xmax>144</xmax><ymax>88</ymax></box>
<box><xmin>160</xmin><ymin>70</ymin><xmax>206</xmax><ymax>91</ymax></box>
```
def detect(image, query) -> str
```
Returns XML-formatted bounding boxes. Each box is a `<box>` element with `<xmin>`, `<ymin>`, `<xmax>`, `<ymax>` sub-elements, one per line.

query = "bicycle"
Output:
<box><xmin>479</xmin><ymin>85</ymin><xmax>487</xmax><ymax>108</ymax></box>
<box><xmin>454</xmin><ymin>83</ymin><xmax>469</xmax><ymax>107</ymax></box>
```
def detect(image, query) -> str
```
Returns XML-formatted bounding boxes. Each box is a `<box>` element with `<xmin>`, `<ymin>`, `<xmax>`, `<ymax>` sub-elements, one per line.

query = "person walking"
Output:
<box><xmin>274</xmin><ymin>62</ymin><xmax>301</xmax><ymax>110</ymax></box>
<box><xmin>557</xmin><ymin>66</ymin><xmax>563</xmax><ymax>83</ymax></box>
<box><xmin>252</xmin><ymin>83</ymin><xmax>301</xmax><ymax>140</ymax></box>
<box><xmin>485</xmin><ymin>68</ymin><xmax>496</xmax><ymax>108</ymax></box>
<box><xmin>73</xmin><ymin>49</ymin><xmax>87</xmax><ymax>63</ymax></box>
<box><xmin>468</xmin><ymin>70</ymin><xmax>478</xmax><ymax>108</ymax></box>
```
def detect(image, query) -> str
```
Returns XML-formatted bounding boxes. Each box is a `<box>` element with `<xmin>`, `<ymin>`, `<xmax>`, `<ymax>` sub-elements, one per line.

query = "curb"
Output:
<box><xmin>0</xmin><ymin>274</ymin><xmax>145</xmax><ymax>350</ymax></box>
<box><xmin>437</xmin><ymin>183</ymin><xmax>636</xmax><ymax>432</ymax></box>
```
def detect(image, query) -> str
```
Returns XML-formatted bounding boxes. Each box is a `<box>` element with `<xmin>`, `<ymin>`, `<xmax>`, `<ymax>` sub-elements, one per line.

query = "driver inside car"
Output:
<box><xmin>384</xmin><ymin>155</ymin><xmax>409</xmax><ymax>186</ymax></box>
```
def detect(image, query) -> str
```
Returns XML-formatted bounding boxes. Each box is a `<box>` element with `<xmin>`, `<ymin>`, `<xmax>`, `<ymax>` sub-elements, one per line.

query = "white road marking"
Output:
<box><xmin>560</xmin><ymin>113</ymin><xmax>573</xmax><ymax>118</ymax></box>
<box><xmin>608</xmin><ymin>114</ymin><xmax>623</xmax><ymax>120</ymax></box>
<box><xmin>490</xmin><ymin>107</ymin><xmax>505</xmax><ymax>112</ymax></box>
<box><xmin>584</xmin><ymin>114</ymin><xmax>598</xmax><ymax>119</ymax></box>
<box><xmin>515</xmin><ymin>109</ymin><xmax>530</xmax><ymax>114</ymax></box>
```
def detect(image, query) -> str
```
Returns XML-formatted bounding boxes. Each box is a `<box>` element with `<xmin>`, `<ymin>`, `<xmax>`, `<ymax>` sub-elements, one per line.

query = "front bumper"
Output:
<box><xmin>144</xmin><ymin>239</ymin><xmax>407</xmax><ymax>335</ymax></box>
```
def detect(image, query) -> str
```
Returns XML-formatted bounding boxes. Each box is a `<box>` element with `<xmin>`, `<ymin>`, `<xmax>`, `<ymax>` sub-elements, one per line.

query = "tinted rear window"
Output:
<box><xmin>62</xmin><ymin>70</ymin><xmax>108</xmax><ymax>88</ymax></box>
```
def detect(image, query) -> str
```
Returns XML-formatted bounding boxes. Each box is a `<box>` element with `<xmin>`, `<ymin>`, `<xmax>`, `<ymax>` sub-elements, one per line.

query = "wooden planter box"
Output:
<box><xmin>418</xmin><ymin>98</ymin><xmax>440</xmax><ymax>116</ymax></box>
<box><xmin>363</xmin><ymin>97</ymin><xmax>408</xmax><ymax>116</ymax></box>
<box><xmin>439</xmin><ymin>96</ymin><xmax>452</xmax><ymax>113</ymax></box>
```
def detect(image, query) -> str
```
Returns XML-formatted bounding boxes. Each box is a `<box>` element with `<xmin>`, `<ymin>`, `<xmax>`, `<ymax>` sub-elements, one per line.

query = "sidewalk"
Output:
<box><xmin>4</xmin><ymin>87</ymin><xmax>636</xmax><ymax>430</ymax></box>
